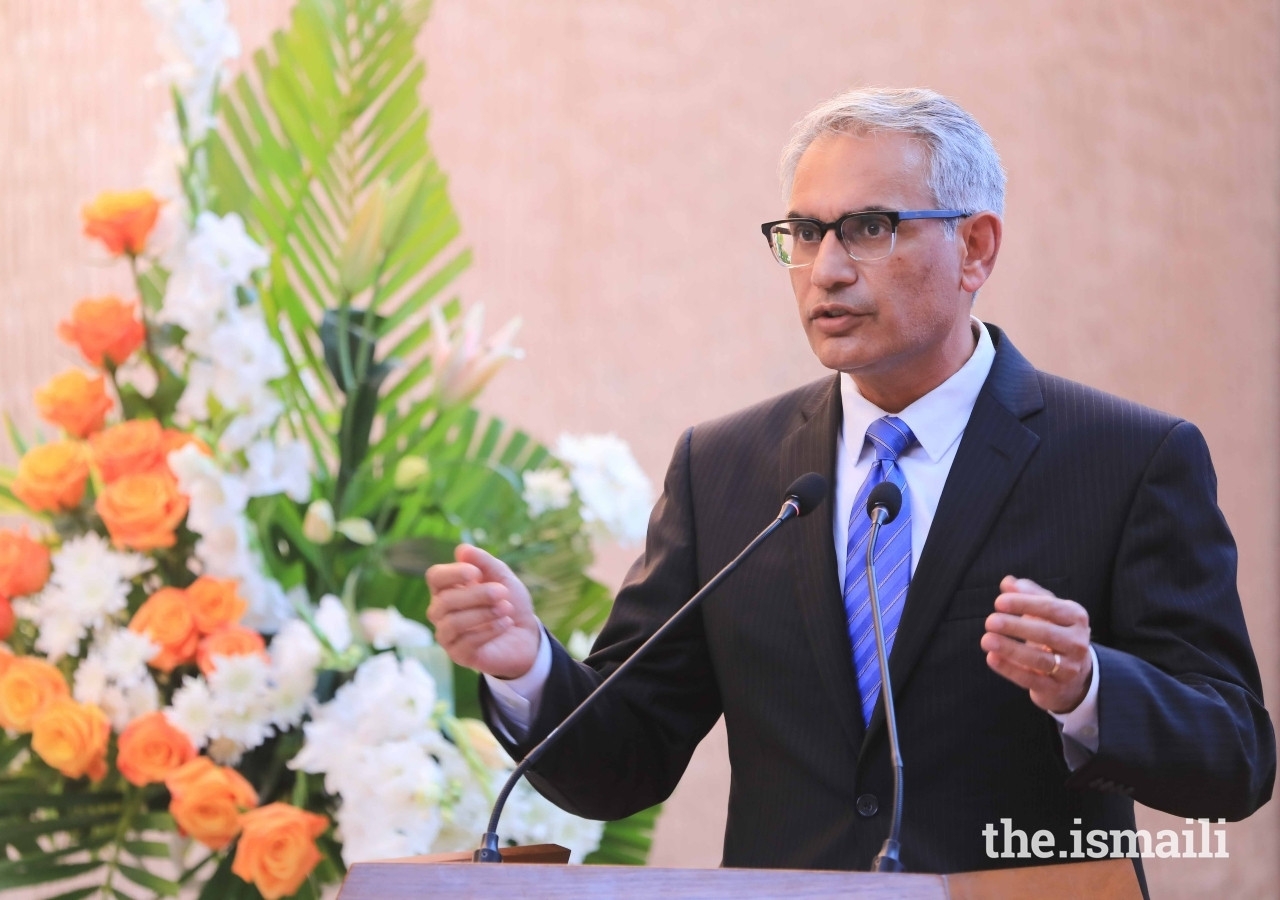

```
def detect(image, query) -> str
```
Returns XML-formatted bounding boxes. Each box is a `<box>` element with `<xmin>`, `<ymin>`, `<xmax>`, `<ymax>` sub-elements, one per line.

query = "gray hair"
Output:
<box><xmin>780</xmin><ymin>87</ymin><xmax>1006</xmax><ymax>230</ymax></box>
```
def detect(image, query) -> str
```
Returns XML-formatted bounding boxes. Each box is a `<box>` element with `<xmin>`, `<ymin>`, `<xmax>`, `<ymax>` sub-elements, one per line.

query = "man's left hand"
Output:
<box><xmin>982</xmin><ymin>575</ymin><xmax>1092</xmax><ymax>714</ymax></box>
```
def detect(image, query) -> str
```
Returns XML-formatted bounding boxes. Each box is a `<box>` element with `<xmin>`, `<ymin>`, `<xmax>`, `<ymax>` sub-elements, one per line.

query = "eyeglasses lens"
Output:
<box><xmin>768</xmin><ymin>213</ymin><xmax>896</xmax><ymax>267</ymax></box>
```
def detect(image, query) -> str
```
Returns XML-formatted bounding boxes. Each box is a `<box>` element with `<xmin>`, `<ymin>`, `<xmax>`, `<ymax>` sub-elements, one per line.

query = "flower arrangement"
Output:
<box><xmin>0</xmin><ymin>1</ymin><xmax>656</xmax><ymax>897</ymax></box>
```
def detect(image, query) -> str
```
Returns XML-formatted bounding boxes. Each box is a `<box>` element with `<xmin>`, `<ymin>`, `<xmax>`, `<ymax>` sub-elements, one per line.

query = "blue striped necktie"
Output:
<box><xmin>844</xmin><ymin>416</ymin><xmax>916</xmax><ymax>727</ymax></box>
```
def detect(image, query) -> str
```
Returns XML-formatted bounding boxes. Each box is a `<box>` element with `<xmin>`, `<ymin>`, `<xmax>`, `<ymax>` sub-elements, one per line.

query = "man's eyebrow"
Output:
<box><xmin>781</xmin><ymin>205</ymin><xmax>895</xmax><ymax>219</ymax></box>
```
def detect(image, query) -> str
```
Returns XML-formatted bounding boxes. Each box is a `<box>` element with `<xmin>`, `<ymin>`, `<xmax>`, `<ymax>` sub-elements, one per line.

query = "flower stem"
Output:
<box><xmin>102</xmin><ymin>783</ymin><xmax>146</xmax><ymax>895</ymax></box>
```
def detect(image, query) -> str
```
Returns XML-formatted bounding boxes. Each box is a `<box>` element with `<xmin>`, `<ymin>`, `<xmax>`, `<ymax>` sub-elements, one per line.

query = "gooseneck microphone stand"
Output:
<box><xmin>864</xmin><ymin>481</ymin><xmax>906</xmax><ymax>873</ymax></box>
<box><xmin>473</xmin><ymin>472</ymin><xmax>828</xmax><ymax>862</ymax></box>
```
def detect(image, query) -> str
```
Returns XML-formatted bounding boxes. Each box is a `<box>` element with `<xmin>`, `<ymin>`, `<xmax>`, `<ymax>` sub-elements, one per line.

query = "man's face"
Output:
<box><xmin>787</xmin><ymin>130</ymin><xmax>978</xmax><ymax>410</ymax></box>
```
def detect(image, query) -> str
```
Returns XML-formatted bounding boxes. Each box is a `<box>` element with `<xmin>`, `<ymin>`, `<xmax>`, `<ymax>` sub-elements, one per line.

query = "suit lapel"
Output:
<box><xmin>860</xmin><ymin>327</ymin><xmax>1046</xmax><ymax>750</ymax></box>
<box><xmin>779</xmin><ymin>375</ymin><xmax>867</xmax><ymax>751</ymax></box>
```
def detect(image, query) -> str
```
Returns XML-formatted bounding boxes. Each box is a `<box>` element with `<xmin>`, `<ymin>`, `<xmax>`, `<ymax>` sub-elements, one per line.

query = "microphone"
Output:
<box><xmin>864</xmin><ymin>481</ymin><xmax>906</xmax><ymax>873</ymax></box>
<box><xmin>867</xmin><ymin>481</ymin><xmax>902</xmax><ymax>525</ymax></box>
<box><xmin>473</xmin><ymin>472</ymin><xmax>829</xmax><ymax>862</ymax></box>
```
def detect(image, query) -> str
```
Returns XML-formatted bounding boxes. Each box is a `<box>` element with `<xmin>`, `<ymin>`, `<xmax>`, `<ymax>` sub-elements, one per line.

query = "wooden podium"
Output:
<box><xmin>336</xmin><ymin>844</ymin><xmax>1143</xmax><ymax>899</ymax></box>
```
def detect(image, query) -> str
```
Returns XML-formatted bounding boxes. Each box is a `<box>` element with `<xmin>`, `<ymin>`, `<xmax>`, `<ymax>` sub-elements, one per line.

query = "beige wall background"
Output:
<box><xmin>2</xmin><ymin>1</ymin><xmax>1277</xmax><ymax>896</ymax></box>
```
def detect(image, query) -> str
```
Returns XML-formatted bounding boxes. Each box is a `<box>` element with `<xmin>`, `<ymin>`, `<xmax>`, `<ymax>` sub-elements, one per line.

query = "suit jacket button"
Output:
<box><xmin>856</xmin><ymin>794</ymin><xmax>879</xmax><ymax>817</ymax></box>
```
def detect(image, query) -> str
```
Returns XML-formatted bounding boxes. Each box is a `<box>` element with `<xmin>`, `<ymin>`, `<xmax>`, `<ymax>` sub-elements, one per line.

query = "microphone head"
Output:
<box><xmin>784</xmin><ymin>473</ymin><xmax>828</xmax><ymax>517</ymax></box>
<box><xmin>866</xmin><ymin>482</ymin><xmax>903</xmax><ymax>523</ymax></box>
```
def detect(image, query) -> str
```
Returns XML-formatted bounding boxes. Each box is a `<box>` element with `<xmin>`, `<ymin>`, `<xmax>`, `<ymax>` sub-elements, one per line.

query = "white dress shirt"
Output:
<box><xmin>487</xmin><ymin>319</ymin><xmax>1100</xmax><ymax>767</ymax></box>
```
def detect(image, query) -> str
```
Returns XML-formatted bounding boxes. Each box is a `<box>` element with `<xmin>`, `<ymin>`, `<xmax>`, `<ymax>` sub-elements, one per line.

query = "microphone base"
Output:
<box><xmin>871</xmin><ymin>839</ymin><xmax>904</xmax><ymax>873</ymax></box>
<box><xmin>473</xmin><ymin>832</ymin><xmax>503</xmax><ymax>863</ymax></box>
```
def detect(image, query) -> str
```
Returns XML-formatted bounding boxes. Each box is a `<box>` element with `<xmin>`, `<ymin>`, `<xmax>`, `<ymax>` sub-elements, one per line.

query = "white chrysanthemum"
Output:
<box><xmin>521</xmin><ymin>468</ymin><xmax>574</xmax><ymax>518</ymax></box>
<box><xmin>51</xmin><ymin>533</ymin><xmax>152</xmax><ymax>584</ymax></box>
<box><xmin>72</xmin><ymin>657</ymin><xmax>110</xmax><ymax>706</ymax></box>
<box><xmin>92</xmin><ymin>680</ymin><xmax>161</xmax><ymax>732</ymax></box>
<box><xmin>13</xmin><ymin>597</ymin><xmax>83</xmax><ymax>660</ymax></box>
<box><xmin>12</xmin><ymin>539</ymin><xmax>138</xmax><ymax>657</ymax></box>
<box><xmin>554</xmin><ymin>433</ymin><xmax>653</xmax><ymax>545</ymax></box>
<box><xmin>99</xmin><ymin>628</ymin><xmax>163</xmax><ymax>679</ymax></box>
<box><xmin>186</xmin><ymin>654</ymin><xmax>277</xmax><ymax>752</ymax></box>
<box><xmin>167</xmin><ymin>676</ymin><xmax>215</xmax><ymax>747</ymax></box>
<box><xmin>359</xmin><ymin>607</ymin><xmax>434</xmax><ymax>652</ymax></box>
<box><xmin>16</xmin><ymin>534</ymin><xmax>153</xmax><ymax>660</ymax></box>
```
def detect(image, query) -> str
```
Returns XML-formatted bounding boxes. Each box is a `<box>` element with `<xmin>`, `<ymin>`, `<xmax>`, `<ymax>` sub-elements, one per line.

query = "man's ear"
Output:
<box><xmin>958</xmin><ymin>211</ymin><xmax>1002</xmax><ymax>293</ymax></box>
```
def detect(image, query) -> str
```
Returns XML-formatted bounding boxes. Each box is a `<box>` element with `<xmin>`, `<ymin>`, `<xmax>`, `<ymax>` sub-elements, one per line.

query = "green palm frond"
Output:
<box><xmin>206</xmin><ymin>0</ymin><xmax>468</xmax><ymax>499</ymax></box>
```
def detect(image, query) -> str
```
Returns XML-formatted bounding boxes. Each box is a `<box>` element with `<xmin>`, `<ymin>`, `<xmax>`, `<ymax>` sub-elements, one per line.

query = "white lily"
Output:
<box><xmin>428</xmin><ymin>304</ymin><xmax>523</xmax><ymax>406</ymax></box>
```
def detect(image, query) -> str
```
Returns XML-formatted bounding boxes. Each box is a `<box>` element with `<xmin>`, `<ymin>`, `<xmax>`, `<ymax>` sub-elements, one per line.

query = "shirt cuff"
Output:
<box><xmin>483</xmin><ymin>626</ymin><xmax>552</xmax><ymax>740</ymax></box>
<box><xmin>1049</xmin><ymin>645</ymin><xmax>1101</xmax><ymax>770</ymax></box>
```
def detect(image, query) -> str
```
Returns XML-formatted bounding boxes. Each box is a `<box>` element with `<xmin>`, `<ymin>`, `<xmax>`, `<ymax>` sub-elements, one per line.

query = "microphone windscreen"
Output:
<box><xmin>785</xmin><ymin>473</ymin><xmax>828</xmax><ymax>516</ymax></box>
<box><xmin>867</xmin><ymin>482</ymin><xmax>903</xmax><ymax>523</ymax></box>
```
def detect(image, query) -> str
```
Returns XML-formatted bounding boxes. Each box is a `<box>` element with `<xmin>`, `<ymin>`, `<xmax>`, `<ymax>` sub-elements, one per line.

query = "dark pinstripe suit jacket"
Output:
<box><xmin>485</xmin><ymin>325</ymin><xmax>1274</xmax><ymax>873</ymax></box>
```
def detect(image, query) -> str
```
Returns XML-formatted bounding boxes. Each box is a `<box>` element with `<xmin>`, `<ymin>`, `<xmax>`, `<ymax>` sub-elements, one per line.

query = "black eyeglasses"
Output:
<box><xmin>760</xmin><ymin>209</ymin><xmax>971</xmax><ymax>267</ymax></box>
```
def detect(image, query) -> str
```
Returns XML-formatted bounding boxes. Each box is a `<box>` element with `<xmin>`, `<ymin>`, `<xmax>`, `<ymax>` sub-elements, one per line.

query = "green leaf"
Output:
<box><xmin>586</xmin><ymin>804</ymin><xmax>661</xmax><ymax>866</ymax></box>
<box><xmin>0</xmin><ymin>834</ymin><xmax>113</xmax><ymax>872</ymax></box>
<box><xmin>0</xmin><ymin>787</ymin><xmax>124</xmax><ymax>812</ymax></box>
<box><xmin>0</xmin><ymin>810</ymin><xmax>120</xmax><ymax>844</ymax></box>
<box><xmin>117</xmin><ymin>861</ymin><xmax>181</xmax><ymax>896</ymax></box>
<box><xmin>134</xmin><ymin>811</ymin><xmax>177</xmax><ymax>832</ymax></box>
<box><xmin>0</xmin><ymin>860</ymin><xmax>104</xmax><ymax>890</ymax></box>
<box><xmin>123</xmin><ymin>839</ymin><xmax>172</xmax><ymax>858</ymax></box>
<box><xmin>197</xmin><ymin>850</ymin><xmax>262</xmax><ymax>900</ymax></box>
<box><xmin>3</xmin><ymin>412</ymin><xmax>29</xmax><ymax>456</ymax></box>
<box><xmin>44</xmin><ymin>887</ymin><xmax>101</xmax><ymax>900</ymax></box>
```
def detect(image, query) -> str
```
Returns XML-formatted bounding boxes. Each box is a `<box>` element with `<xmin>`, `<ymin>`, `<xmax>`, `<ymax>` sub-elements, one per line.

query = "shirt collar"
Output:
<box><xmin>839</xmin><ymin>318</ymin><xmax>997</xmax><ymax>463</ymax></box>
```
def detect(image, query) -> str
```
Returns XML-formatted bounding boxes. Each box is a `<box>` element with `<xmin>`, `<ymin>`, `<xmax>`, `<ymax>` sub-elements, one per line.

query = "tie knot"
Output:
<box><xmin>866</xmin><ymin>416</ymin><xmax>915</xmax><ymax>462</ymax></box>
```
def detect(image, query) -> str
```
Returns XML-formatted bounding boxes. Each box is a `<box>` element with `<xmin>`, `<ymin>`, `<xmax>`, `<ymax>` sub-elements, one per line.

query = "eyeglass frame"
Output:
<box><xmin>759</xmin><ymin>209</ymin><xmax>973</xmax><ymax>267</ymax></box>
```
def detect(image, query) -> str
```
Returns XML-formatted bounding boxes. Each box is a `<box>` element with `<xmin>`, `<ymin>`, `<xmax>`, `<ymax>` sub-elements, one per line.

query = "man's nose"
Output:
<box><xmin>809</xmin><ymin>229</ymin><xmax>858</xmax><ymax>288</ymax></box>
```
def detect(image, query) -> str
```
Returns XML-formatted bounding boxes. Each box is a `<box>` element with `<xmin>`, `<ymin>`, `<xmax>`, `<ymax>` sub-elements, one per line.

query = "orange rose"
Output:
<box><xmin>81</xmin><ymin>189</ymin><xmax>160</xmax><ymax>257</ymax></box>
<box><xmin>31</xmin><ymin>698</ymin><xmax>109</xmax><ymax>781</ymax></box>
<box><xmin>187</xmin><ymin>577</ymin><xmax>248</xmax><ymax>635</ymax></box>
<box><xmin>129</xmin><ymin>587</ymin><xmax>199</xmax><ymax>671</ymax></box>
<box><xmin>12</xmin><ymin>441</ymin><xmax>90</xmax><ymax>513</ymax></box>
<box><xmin>96</xmin><ymin>472</ymin><xmax>189</xmax><ymax>551</ymax></box>
<box><xmin>0</xmin><ymin>646</ymin><xmax>13</xmax><ymax>677</ymax></box>
<box><xmin>232</xmin><ymin>803</ymin><xmax>328</xmax><ymax>900</ymax></box>
<box><xmin>165</xmin><ymin>757</ymin><xmax>259</xmax><ymax>850</ymax></box>
<box><xmin>116</xmin><ymin>711</ymin><xmax>197</xmax><ymax>786</ymax></box>
<box><xmin>0</xmin><ymin>529</ymin><xmax>51</xmax><ymax>600</ymax></box>
<box><xmin>0</xmin><ymin>656</ymin><xmax>70</xmax><ymax>732</ymax></box>
<box><xmin>0</xmin><ymin>599</ymin><xmax>13</xmax><ymax>642</ymax></box>
<box><xmin>58</xmin><ymin>296</ymin><xmax>146</xmax><ymax>368</ymax></box>
<box><xmin>90</xmin><ymin>419</ymin><xmax>168</xmax><ymax>482</ymax></box>
<box><xmin>35</xmin><ymin>370</ymin><xmax>114</xmax><ymax>439</ymax></box>
<box><xmin>197</xmin><ymin>626</ymin><xmax>266</xmax><ymax>676</ymax></box>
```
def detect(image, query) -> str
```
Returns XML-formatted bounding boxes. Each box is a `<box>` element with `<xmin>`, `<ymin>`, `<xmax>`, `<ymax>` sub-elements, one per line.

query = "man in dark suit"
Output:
<box><xmin>426</xmin><ymin>87</ymin><xmax>1274</xmax><ymax>874</ymax></box>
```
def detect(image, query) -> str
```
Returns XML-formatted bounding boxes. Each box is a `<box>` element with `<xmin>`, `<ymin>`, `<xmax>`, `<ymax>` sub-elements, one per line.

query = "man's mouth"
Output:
<box><xmin>808</xmin><ymin>303</ymin><xmax>870</xmax><ymax>335</ymax></box>
<box><xmin>809</xmin><ymin>304</ymin><xmax>867</xmax><ymax>320</ymax></box>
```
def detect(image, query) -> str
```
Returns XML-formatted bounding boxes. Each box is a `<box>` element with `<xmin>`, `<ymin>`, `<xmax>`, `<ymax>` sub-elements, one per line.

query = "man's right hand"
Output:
<box><xmin>426</xmin><ymin>543</ymin><xmax>542</xmax><ymax>680</ymax></box>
